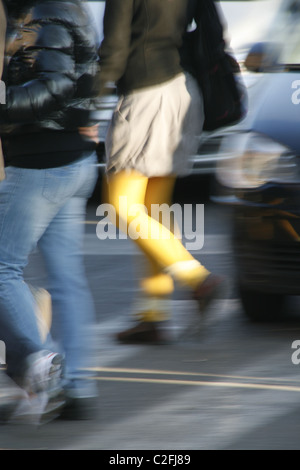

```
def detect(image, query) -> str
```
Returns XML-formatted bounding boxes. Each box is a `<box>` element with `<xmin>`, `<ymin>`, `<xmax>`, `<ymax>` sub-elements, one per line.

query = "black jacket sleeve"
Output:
<box><xmin>98</xmin><ymin>0</ymin><xmax>134</xmax><ymax>94</ymax></box>
<box><xmin>2</xmin><ymin>23</ymin><xmax>77</xmax><ymax>123</ymax></box>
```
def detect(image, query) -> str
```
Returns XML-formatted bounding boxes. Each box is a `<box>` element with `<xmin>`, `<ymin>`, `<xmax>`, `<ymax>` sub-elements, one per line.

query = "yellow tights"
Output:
<box><xmin>107</xmin><ymin>170</ymin><xmax>210</xmax><ymax>314</ymax></box>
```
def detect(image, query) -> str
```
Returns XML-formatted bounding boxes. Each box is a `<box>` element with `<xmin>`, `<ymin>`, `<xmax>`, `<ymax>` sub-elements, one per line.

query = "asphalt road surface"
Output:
<box><xmin>1</xmin><ymin>183</ymin><xmax>300</xmax><ymax>450</ymax></box>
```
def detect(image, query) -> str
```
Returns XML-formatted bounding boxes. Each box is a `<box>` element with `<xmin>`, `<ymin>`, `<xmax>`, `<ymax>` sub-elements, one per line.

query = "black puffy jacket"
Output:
<box><xmin>1</xmin><ymin>0</ymin><xmax>101</xmax><ymax>168</ymax></box>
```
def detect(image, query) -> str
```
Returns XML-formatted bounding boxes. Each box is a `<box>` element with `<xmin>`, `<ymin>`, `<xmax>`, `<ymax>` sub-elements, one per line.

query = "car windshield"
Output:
<box><xmin>265</xmin><ymin>0</ymin><xmax>300</xmax><ymax>67</ymax></box>
<box><xmin>282</xmin><ymin>18</ymin><xmax>300</xmax><ymax>66</ymax></box>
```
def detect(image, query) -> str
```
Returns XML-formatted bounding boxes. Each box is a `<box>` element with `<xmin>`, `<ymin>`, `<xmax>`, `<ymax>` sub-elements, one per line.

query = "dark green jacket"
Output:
<box><xmin>98</xmin><ymin>0</ymin><xmax>196</xmax><ymax>94</ymax></box>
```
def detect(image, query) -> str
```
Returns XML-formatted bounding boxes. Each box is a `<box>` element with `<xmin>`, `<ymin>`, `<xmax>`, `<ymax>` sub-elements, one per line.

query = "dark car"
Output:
<box><xmin>213</xmin><ymin>4</ymin><xmax>300</xmax><ymax>321</ymax></box>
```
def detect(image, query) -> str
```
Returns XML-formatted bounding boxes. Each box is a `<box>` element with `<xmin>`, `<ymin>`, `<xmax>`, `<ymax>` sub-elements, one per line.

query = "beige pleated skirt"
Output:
<box><xmin>105</xmin><ymin>72</ymin><xmax>204</xmax><ymax>178</ymax></box>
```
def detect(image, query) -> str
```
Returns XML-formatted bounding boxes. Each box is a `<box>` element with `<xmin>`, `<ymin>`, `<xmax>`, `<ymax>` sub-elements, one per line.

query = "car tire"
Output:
<box><xmin>238</xmin><ymin>283</ymin><xmax>285</xmax><ymax>322</ymax></box>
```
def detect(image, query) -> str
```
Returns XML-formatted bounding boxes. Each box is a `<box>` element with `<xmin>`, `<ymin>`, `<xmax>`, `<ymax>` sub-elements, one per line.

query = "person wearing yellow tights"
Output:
<box><xmin>107</xmin><ymin>170</ymin><xmax>223</xmax><ymax>343</ymax></box>
<box><xmin>98</xmin><ymin>0</ymin><xmax>225</xmax><ymax>343</ymax></box>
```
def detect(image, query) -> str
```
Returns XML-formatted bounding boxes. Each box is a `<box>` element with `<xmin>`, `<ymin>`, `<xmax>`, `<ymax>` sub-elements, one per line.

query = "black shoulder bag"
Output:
<box><xmin>181</xmin><ymin>0</ymin><xmax>247</xmax><ymax>131</ymax></box>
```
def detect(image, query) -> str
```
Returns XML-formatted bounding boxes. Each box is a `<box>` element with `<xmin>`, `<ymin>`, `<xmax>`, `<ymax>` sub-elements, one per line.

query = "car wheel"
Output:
<box><xmin>238</xmin><ymin>283</ymin><xmax>285</xmax><ymax>322</ymax></box>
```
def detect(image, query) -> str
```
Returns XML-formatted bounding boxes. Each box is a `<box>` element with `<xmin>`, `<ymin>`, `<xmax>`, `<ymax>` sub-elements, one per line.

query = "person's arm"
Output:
<box><xmin>78</xmin><ymin>124</ymin><xmax>99</xmax><ymax>143</ymax></box>
<box><xmin>98</xmin><ymin>0</ymin><xmax>134</xmax><ymax>93</ymax></box>
<box><xmin>1</xmin><ymin>22</ymin><xmax>77</xmax><ymax>124</ymax></box>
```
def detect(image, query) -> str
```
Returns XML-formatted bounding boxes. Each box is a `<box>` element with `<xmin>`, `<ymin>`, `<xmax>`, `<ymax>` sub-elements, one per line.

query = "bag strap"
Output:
<box><xmin>181</xmin><ymin>0</ymin><xmax>227</xmax><ymax>75</ymax></box>
<box><xmin>196</xmin><ymin>0</ymin><xmax>226</xmax><ymax>57</ymax></box>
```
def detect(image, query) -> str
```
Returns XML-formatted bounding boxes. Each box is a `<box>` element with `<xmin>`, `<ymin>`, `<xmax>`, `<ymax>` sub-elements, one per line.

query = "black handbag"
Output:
<box><xmin>181</xmin><ymin>0</ymin><xmax>247</xmax><ymax>131</ymax></box>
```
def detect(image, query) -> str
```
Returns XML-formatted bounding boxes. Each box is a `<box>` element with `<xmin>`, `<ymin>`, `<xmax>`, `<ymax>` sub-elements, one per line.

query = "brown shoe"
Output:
<box><xmin>116</xmin><ymin>321</ymin><xmax>170</xmax><ymax>345</ymax></box>
<box><xmin>193</xmin><ymin>274</ymin><xmax>226</xmax><ymax>314</ymax></box>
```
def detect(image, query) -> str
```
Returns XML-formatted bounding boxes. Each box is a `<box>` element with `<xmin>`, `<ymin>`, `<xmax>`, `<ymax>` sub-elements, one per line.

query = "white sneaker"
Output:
<box><xmin>24</xmin><ymin>350</ymin><xmax>64</xmax><ymax>397</ymax></box>
<box><xmin>7</xmin><ymin>350</ymin><xmax>65</xmax><ymax>425</ymax></box>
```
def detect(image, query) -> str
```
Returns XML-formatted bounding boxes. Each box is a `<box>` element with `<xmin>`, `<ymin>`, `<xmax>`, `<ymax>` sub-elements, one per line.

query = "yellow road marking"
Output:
<box><xmin>86</xmin><ymin>366</ymin><xmax>300</xmax><ymax>383</ymax></box>
<box><xmin>94</xmin><ymin>375</ymin><xmax>300</xmax><ymax>392</ymax></box>
<box><xmin>86</xmin><ymin>367</ymin><xmax>300</xmax><ymax>393</ymax></box>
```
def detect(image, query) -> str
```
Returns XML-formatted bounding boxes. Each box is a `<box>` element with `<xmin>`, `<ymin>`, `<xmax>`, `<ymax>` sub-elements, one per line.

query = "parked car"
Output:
<box><xmin>213</xmin><ymin>0</ymin><xmax>300</xmax><ymax>320</ymax></box>
<box><xmin>191</xmin><ymin>0</ymin><xmax>295</xmax><ymax>175</ymax></box>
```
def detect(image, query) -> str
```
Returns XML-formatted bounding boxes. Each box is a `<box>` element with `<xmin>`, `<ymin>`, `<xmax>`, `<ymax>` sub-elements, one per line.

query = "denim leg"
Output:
<box><xmin>0</xmin><ymin>167</ymin><xmax>59</xmax><ymax>379</ymax></box>
<box><xmin>0</xmin><ymin>154</ymin><xmax>98</xmax><ymax>383</ymax></box>
<box><xmin>38</xmin><ymin>156</ymin><xmax>98</xmax><ymax>397</ymax></box>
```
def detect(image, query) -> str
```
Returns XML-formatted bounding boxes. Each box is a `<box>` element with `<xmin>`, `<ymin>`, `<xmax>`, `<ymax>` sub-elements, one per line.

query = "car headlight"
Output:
<box><xmin>216</xmin><ymin>132</ymin><xmax>298</xmax><ymax>189</ymax></box>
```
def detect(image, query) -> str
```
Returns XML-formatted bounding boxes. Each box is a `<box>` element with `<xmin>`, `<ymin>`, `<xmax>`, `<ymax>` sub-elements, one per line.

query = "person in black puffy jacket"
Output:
<box><xmin>0</xmin><ymin>0</ymin><xmax>100</xmax><ymax>422</ymax></box>
<box><xmin>2</xmin><ymin>0</ymin><xmax>101</xmax><ymax>168</ymax></box>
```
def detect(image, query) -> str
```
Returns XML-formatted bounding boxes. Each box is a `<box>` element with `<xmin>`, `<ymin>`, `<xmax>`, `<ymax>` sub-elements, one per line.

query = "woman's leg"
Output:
<box><xmin>107</xmin><ymin>169</ymin><xmax>222</xmax><ymax>343</ymax></box>
<box><xmin>130</xmin><ymin>176</ymin><xmax>176</xmax><ymax>327</ymax></box>
<box><xmin>108</xmin><ymin>169</ymin><xmax>210</xmax><ymax>289</ymax></box>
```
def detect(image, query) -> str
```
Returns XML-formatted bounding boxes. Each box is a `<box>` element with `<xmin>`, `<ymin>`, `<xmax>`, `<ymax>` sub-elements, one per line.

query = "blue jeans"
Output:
<box><xmin>0</xmin><ymin>153</ymin><xmax>98</xmax><ymax>395</ymax></box>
